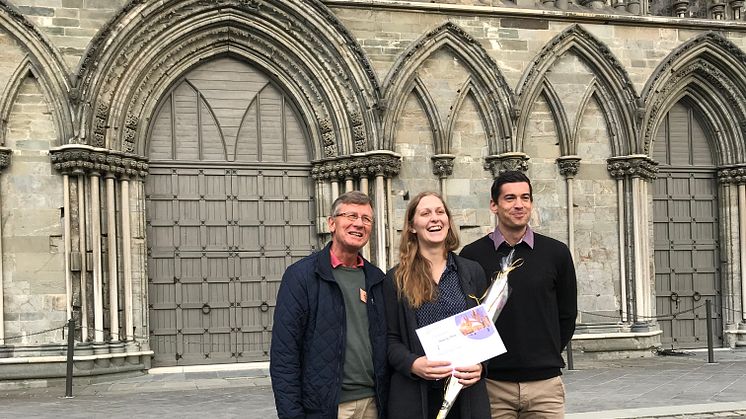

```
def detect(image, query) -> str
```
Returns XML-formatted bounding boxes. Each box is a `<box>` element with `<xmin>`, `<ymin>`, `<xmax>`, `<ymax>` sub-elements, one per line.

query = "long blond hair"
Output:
<box><xmin>394</xmin><ymin>192</ymin><xmax>459</xmax><ymax>308</ymax></box>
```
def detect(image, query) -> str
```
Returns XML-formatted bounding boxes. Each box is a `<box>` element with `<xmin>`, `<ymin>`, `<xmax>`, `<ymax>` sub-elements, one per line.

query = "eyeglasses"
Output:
<box><xmin>334</xmin><ymin>212</ymin><xmax>374</xmax><ymax>225</ymax></box>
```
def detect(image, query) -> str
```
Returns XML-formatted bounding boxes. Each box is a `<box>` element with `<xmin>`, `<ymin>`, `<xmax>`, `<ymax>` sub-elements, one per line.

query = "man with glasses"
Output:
<box><xmin>271</xmin><ymin>191</ymin><xmax>388</xmax><ymax>419</ymax></box>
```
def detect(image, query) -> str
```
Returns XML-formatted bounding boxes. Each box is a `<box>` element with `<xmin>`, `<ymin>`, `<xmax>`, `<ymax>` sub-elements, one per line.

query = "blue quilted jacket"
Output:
<box><xmin>270</xmin><ymin>242</ymin><xmax>388</xmax><ymax>419</ymax></box>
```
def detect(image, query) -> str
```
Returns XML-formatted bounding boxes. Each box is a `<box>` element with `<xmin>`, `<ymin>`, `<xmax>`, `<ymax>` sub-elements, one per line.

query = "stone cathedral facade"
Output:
<box><xmin>0</xmin><ymin>0</ymin><xmax>745</xmax><ymax>381</ymax></box>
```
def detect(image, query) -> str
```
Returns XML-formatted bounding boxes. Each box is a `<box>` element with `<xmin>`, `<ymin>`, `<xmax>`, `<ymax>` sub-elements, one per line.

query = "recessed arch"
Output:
<box><xmin>75</xmin><ymin>0</ymin><xmax>381</xmax><ymax>158</ymax></box>
<box><xmin>516</xmin><ymin>24</ymin><xmax>638</xmax><ymax>157</ymax></box>
<box><xmin>382</xmin><ymin>22</ymin><xmax>514</xmax><ymax>154</ymax></box>
<box><xmin>0</xmin><ymin>2</ymin><xmax>73</xmax><ymax>144</ymax></box>
<box><xmin>642</xmin><ymin>32</ymin><xmax>746</xmax><ymax>165</ymax></box>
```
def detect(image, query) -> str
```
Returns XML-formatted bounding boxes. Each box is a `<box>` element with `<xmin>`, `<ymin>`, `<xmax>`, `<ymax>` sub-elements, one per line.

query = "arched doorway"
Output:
<box><xmin>653</xmin><ymin>98</ymin><xmax>722</xmax><ymax>349</ymax></box>
<box><xmin>145</xmin><ymin>56</ymin><xmax>316</xmax><ymax>366</ymax></box>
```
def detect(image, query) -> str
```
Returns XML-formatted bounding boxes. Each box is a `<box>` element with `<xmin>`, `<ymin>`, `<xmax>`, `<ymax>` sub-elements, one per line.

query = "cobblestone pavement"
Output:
<box><xmin>1</xmin><ymin>349</ymin><xmax>745</xmax><ymax>418</ymax></box>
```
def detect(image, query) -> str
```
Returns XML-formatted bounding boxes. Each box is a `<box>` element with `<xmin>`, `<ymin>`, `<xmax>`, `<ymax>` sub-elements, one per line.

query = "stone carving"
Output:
<box><xmin>643</xmin><ymin>57</ymin><xmax>746</xmax><ymax>154</ymax></box>
<box><xmin>50</xmin><ymin>146</ymin><xmax>149</xmax><ymax>179</ymax></box>
<box><xmin>607</xmin><ymin>155</ymin><xmax>658</xmax><ymax>180</ymax></box>
<box><xmin>76</xmin><ymin>0</ymin><xmax>379</xmax><ymax>157</ymax></box>
<box><xmin>92</xmin><ymin>103</ymin><xmax>109</xmax><ymax>147</ymax></box>
<box><xmin>0</xmin><ymin>147</ymin><xmax>12</xmax><ymax>171</ymax></box>
<box><xmin>484</xmin><ymin>153</ymin><xmax>530</xmax><ymax>178</ymax></box>
<box><xmin>431</xmin><ymin>154</ymin><xmax>455</xmax><ymax>178</ymax></box>
<box><xmin>557</xmin><ymin>156</ymin><xmax>581</xmax><ymax>178</ymax></box>
<box><xmin>517</xmin><ymin>25</ymin><xmax>638</xmax><ymax>156</ymax></box>
<box><xmin>718</xmin><ymin>166</ymin><xmax>746</xmax><ymax>184</ymax></box>
<box><xmin>311</xmin><ymin>153</ymin><xmax>401</xmax><ymax>182</ymax></box>
<box><xmin>382</xmin><ymin>21</ymin><xmax>514</xmax><ymax>153</ymax></box>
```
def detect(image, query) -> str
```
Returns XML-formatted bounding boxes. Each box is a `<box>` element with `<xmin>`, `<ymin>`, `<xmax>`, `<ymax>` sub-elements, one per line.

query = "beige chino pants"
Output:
<box><xmin>486</xmin><ymin>376</ymin><xmax>565</xmax><ymax>418</ymax></box>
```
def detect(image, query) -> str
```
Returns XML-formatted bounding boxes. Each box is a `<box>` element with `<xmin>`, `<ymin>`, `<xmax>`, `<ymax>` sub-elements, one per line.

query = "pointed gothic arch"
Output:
<box><xmin>381</xmin><ymin>22</ymin><xmax>514</xmax><ymax>154</ymax></box>
<box><xmin>74</xmin><ymin>0</ymin><xmax>381</xmax><ymax>159</ymax></box>
<box><xmin>516</xmin><ymin>24</ymin><xmax>638</xmax><ymax>157</ymax></box>
<box><xmin>641</xmin><ymin>32</ymin><xmax>746</xmax><ymax>165</ymax></box>
<box><xmin>0</xmin><ymin>1</ymin><xmax>73</xmax><ymax>144</ymax></box>
<box><xmin>411</xmin><ymin>77</ymin><xmax>445</xmax><ymax>154</ymax></box>
<box><xmin>538</xmin><ymin>80</ymin><xmax>572</xmax><ymax>155</ymax></box>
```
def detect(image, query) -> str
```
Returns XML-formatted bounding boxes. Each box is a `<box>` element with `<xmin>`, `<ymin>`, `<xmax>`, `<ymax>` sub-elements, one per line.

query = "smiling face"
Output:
<box><xmin>411</xmin><ymin>194</ymin><xmax>450</xmax><ymax>248</ymax></box>
<box><xmin>328</xmin><ymin>203</ymin><xmax>373</xmax><ymax>253</ymax></box>
<box><xmin>490</xmin><ymin>181</ymin><xmax>532</xmax><ymax>234</ymax></box>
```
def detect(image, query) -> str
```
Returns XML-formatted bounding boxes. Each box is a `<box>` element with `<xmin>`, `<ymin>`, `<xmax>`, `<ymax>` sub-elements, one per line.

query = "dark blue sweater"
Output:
<box><xmin>460</xmin><ymin>233</ymin><xmax>577</xmax><ymax>382</ymax></box>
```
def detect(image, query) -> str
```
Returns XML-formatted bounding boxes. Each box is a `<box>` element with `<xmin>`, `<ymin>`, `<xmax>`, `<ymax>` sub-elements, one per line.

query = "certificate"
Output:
<box><xmin>415</xmin><ymin>305</ymin><xmax>506</xmax><ymax>368</ymax></box>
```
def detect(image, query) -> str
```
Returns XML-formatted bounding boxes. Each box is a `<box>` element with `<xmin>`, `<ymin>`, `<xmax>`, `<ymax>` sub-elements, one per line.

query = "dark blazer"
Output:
<box><xmin>270</xmin><ymin>242</ymin><xmax>388</xmax><ymax>419</ymax></box>
<box><xmin>382</xmin><ymin>253</ymin><xmax>490</xmax><ymax>419</ymax></box>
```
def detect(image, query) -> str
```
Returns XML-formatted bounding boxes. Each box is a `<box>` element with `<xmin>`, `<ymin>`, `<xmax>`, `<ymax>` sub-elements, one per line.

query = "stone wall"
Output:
<box><xmin>2</xmin><ymin>73</ymin><xmax>64</xmax><ymax>345</ymax></box>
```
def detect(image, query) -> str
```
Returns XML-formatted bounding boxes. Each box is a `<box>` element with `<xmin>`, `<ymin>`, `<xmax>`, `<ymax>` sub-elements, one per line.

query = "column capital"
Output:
<box><xmin>431</xmin><ymin>154</ymin><xmax>455</xmax><ymax>178</ymax></box>
<box><xmin>311</xmin><ymin>151</ymin><xmax>401</xmax><ymax>181</ymax></box>
<box><xmin>484</xmin><ymin>152</ymin><xmax>530</xmax><ymax>178</ymax></box>
<box><xmin>718</xmin><ymin>165</ymin><xmax>746</xmax><ymax>185</ymax></box>
<box><xmin>0</xmin><ymin>146</ymin><xmax>12</xmax><ymax>172</ymax></box>
<box><xmin>556</xmin><ymin>155</ymin><xmax>581</xmax><ymax>179</ymax></box>
<box><xmin>607</xmin><ymin>155</ymin><xmax>658</xmax><ymax>181</ymax></box>
<box><xmin>49</xmin><ymin>145</ymin><xmax>149</xmax><ymax>179</ymax></box>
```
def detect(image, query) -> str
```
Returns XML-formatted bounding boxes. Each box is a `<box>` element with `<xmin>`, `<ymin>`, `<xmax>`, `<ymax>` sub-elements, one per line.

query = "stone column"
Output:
<box><xmin>77</xmin><ymin>173</ymin><xmax>89</xmax><ymax>341</ymax></box>
<box><xmin>732</xmin><ymin>0</ymin><xmax>743</xmax><ymax>19</ymax></box>
<box><xmin>90</xmin><ymin>171</ymin><xmax>105</xmax><ymax>344</ymax></box>
<box><xmin>431</xmin><ymin>154</ymin><xmax>455</xmax><ymax>198</ymax></box>
<box><xmin>557</xmin><ymin>156</ymin><xmax>581</xmax><ymax>260</ymax></box>
<box><xmin>710</xmin><ymin>0</ymin><xmax>726</xmax><ymax>18</ymax></box>
<box><xmin>627</xmin><ymin>0</ymin><xmax>642</xmax><ymax>14</ymax></box>
<box><xmin>50</xmin><ymin>145</ymin><xmax>149</xmax><ymax>348</ymax></box>
<box><xmin>367</xmin><ymin>151</ymin><xmax>401</xmax><ymax>270</ymax></box>
<box><xmin>0</xmin><ymin>147</ymin><xmax>11</xmax><ymax>345</ymax></box>
<box><xmin>105</xmin><ymin>173</ymin><xmax>120</xmax><ymax>342</ymax></box>
<box><xmin>716</xmin><ymin>166</ymin><xmax>746</xmax><ymax>346</ymax></box>
<box><xmin>357</xmin><ymin>165</ymin><xmax>371</xmax><ymax>260</ymax></box>
<box><xmin>607</xmin><ymin>155</ymin><xmax>658</xmax><ymax>328</ymax></box>
<box><xmin>121</xmin><ymin>175</ymin><xmax>134</xmax><ymax>342</ymax></box>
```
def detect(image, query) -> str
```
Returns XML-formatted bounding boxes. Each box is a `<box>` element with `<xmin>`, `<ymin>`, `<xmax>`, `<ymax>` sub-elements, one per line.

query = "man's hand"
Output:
<box><xmin>452</xmin><ymin>363</ymin><xmax>482</xmax><ymax>387</ymax></box>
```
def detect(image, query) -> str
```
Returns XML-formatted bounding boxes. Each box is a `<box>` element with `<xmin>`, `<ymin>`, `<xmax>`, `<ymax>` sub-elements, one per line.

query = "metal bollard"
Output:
<box><xmin>65</xmin><ymin>317</ymin><xmax>75</xmax><ymax>398</ymax></box>
<box><xmin>566</xmin><ymin>340</ymin><xmax>574</xmax><ymax>370</ymax></box>
<box><xmin>705</xmin><ymin>300</ymin><xmax>715</xmax><ymax>364</ymax></box>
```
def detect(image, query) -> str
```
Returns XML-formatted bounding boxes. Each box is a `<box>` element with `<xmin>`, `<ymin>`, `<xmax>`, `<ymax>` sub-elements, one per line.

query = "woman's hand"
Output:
<box><xmin>452</xmin><ymin>363</ymin><xmax>482</xmax><ymax>387</ymax></box>
<box><xmin>411</xmin><ymin>356</ymin><xmax>452</xmax><ymax>381</ymax></box>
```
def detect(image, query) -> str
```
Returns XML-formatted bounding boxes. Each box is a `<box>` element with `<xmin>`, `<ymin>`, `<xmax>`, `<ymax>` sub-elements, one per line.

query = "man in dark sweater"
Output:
<box><xmin>460</xmin><ymin>171</ymin><xmax>577</xmax><ymax>418</ymax></box>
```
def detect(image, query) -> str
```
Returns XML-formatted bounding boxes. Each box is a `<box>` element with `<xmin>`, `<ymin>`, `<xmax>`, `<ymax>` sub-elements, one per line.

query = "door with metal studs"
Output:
<box><xmin>653</xmin><ymin>99</ymin><xmax>722</xmax><ymax>349</ymax></box>
<box><xmin>146</xmin><ymin>57</ymin><xmax>316</xmax><ymax>366</ymax></box>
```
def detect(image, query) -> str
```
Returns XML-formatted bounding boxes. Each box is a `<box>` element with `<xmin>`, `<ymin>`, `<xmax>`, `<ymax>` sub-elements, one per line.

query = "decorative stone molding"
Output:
<box><xmin>674</xmin><ymin>0</ymin><xmax>690</xmax><ymax>16</ymax></box>
<box><xmin>557</xmin><ymin>155</ymin><xmax>581</xmax><ymax>178</ymax></box>
<box><xmin>641</xmin><ymin>32</ymin><xmax>746</xmax><ymax>161</ymax></box>
<box><xmin>732</xmin><ymin>0</ymin><xmax>744</xmax><ymax>19</ymax></box>
<box><xmin>718</xmin><ymin>165</ymin><xmax>746</xmax><ymax>184</ymax></box>
<box><xmin>431</xmin><ymin>154</ymin><xmax>456</xmax><ymax>178</ymax></box>
<box><xmin>484</xmin><ymin>152</ymin><xmax>530</xmax><ymax>178</ymax></box>
<box><xmin>75</xmin><ymin>0</ymin><xmax>380</xmax><ymax>158</ymax></box>
<box><xmin>381</xmin><ymin>21</ymin><xmax>514</xmax><ymax>154</ymax></box>
<box><xmin>0</xmin><ymin>146</ymin><xmax>12</xmax><ymax>171</ymax></box>
<box><xmin>0</xmin><ymin>2</ymin><xmax>74</xmax><ymax>145</ymax></box>
<box><xmin>311</xmin><ymin>151</ymin><xmax>401</xmax><ymax>182</ymax></box>
<box><xmin>49</xmin><ymin>145</ymin><xmax>149</xmax><ymax>179</ymax></box>
<box><xmin>516</xmin><ymin>24</ymin><xmax>638</xmax><ymax>157</ymax></box>
<box><xmin>607</xmin><ymin>155</ymin><xmax>658</xmax><ymax>180</ymax></box>
<box><xmin>710</xmin><ymin>0</ymin><xmax>726</xmax><ymax>19</ymax></box>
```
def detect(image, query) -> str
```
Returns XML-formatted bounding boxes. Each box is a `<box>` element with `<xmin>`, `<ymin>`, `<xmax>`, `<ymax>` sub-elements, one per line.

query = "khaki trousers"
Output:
<box><xmin>486</xmin><ymin>376</ymin><xmax>565</xmax><ymax>418</ymax></box>
<box><xmin>338</xmin><ymin>396</ymin><xmax>378</xmax><ymax>419</ymax></box>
